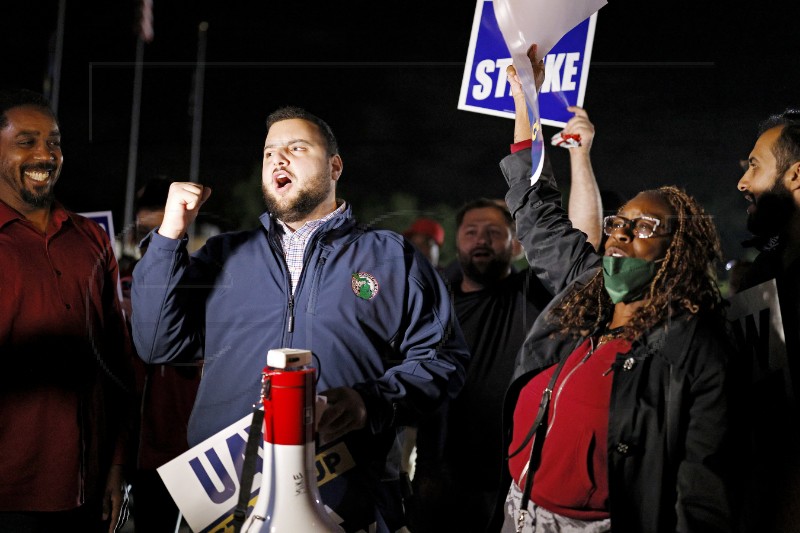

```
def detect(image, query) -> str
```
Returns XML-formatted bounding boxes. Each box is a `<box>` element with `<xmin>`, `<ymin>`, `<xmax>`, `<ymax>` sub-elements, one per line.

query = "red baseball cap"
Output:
<box><xmin>403</xmin><ymin>218</ymin><xmax>445</xmax><ymax>247</ymax></box>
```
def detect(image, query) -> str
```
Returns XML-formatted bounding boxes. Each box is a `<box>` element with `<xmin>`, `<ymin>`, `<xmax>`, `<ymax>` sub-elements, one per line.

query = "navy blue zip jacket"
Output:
<box><xmin>131</xmin><ymin>203</ymin><xmax>469</xmax><ymax>532</ymax></box>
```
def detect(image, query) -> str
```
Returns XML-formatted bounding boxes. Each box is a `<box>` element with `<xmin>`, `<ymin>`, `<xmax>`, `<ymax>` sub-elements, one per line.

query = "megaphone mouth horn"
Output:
<box><xmin>241</xmin><ymin>348</ymin><xmax>344</xmax><ymax>532</ymax></box>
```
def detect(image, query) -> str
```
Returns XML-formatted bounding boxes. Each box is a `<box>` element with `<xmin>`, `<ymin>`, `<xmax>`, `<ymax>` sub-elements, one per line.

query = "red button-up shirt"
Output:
<box><xmin>0</xmin><ymin>199</ymin><xmax>133</xmax><ymax>512</ymax></box>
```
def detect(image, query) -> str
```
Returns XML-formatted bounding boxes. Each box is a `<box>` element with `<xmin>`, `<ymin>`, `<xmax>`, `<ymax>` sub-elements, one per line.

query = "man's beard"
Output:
<box><xmin>0</xmin><ymin>163</ymin><xmax>56</xmax><ymax>209</ymax></box>
<box><xmin>262</xmin><ymin>169</ymin><xmax>331</xmax><ymax>223</ymax></box>
<box><xmin>747</xmin><ymin>177</ymin><xmax>797</xmax><ymax>237</ymax></box>
<box><xmin>20</xmin><ymin>187</ymin><xmax>55</xmax><ymax>208</ymax></box>
<box><xmin>458</xmin><ymin>248</ymin><xmax>512</xmax><ymax>287</ymax></box>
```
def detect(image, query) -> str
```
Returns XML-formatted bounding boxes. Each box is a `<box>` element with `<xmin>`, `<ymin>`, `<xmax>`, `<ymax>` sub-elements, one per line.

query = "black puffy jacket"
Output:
<box><xmin>500</xmin><ymin>149</ymin><xmax>737</xmax><ymax>533</ymax></box>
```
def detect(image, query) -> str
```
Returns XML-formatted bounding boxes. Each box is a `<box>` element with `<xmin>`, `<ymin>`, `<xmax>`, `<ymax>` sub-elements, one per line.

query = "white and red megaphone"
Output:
<box><xmin>243</xmin><ymin>348</ymin><xmax>343</xmax><ymax>532</ymax></box>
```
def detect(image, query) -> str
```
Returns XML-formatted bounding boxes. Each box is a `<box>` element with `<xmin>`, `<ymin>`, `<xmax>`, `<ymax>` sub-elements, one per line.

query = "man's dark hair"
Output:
<box><xmin>0</xmin><ymin>88</ymin><xmax>55</xmax><ymax>130</ymax></box>
<box><xmin>266</xmin><ymin>106</ymin><xmax>339</xmax><ymax>157</ymax></box>
<box><xmin>456</xmin><ymin>198</ymin><xmax>514</xmax><ymax>233</ymax></box>
<box><xmin>758</xmin><ymin>108</ymin><xmax>800</xmax><ymax>176</ymax></box>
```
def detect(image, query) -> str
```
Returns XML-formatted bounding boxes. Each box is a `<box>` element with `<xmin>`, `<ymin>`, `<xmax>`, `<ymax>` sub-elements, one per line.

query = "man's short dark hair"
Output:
<box><xmin>0</xmin><ymin>88</ymin><xmax>55</xmax><ymax>130</ymax></box>
<box><xmin>758</xmin><ymin>108</ymin><xmax>800</xmax><ymax>176</ymax></box>
<box><xmin>456</xmin><ymin>198</ymin><xmax>514</xmax><ymax>233</ymax></box>
<box><xmin>266</xmin><ymin>106</ymin><xmax>339</xmax><ymax>157</ymax></box>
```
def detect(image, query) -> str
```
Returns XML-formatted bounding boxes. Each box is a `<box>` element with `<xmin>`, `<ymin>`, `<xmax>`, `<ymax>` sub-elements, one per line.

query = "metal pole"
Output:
<box><xmin>188</xmin><ymin>22</ymin><xmax>208</xmax><ymax>184</ymax></box>
<box><xmin>186</xmin><ymin>22</ymin><xmax>208</xmax><ymax>247</ymax></box>
<box><xmin>174</xmin><ymin>511</ymin><xmax>183</xmax><ymax>533</ymax></box>
<box><xmin>123</xmin><ymin>37</ymin><xmax>145</xmax><ymax>234</ymax></box>
<box><xmin>49</xmin><ymin>0</ymin><xmax>67</xmax><ymax>114</ymax></box>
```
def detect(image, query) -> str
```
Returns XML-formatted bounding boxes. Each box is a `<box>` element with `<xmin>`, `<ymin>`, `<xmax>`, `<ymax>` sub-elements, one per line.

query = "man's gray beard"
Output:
<box><xmin>262</xmin><ymin>171</ymin><xmax>331</xmax><ymax>223</ymax></box>
<box><xmin>747</xmin><ymin>176</ymin><xmax>797</xmax><ymax>237</ymax></box>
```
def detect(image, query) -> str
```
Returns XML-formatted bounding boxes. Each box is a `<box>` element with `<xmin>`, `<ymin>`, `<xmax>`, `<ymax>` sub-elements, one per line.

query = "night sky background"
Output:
<box><xmin>3</xmin><ymin>0</ymin><xmax>800</xmax><ymax>270</ymax></box>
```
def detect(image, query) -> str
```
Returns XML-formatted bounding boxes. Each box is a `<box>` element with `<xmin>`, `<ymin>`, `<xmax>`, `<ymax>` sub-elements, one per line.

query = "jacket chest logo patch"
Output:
<box><xmin>351</xmin><ymin>272</ymin><xmax>379</xmax><ymax>301</ymax></box>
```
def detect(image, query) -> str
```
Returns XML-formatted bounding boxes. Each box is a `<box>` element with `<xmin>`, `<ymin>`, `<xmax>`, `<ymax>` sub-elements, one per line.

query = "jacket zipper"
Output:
<box><xmin>287</xmin><ymin>295</ymin><xmax>295</xmax><ymax>333</ymax></box>
<box><xmin>280</xmin><ymin>231</ymin><xmax>327</xmax><ymax>334</ymax></box>
<box><xmin>547</xmin><ymin>338</ymin><xmax>595</xmax><ymax>436</ymax></box>
<box><xmin>266</xmin><ymin>230</ymin><xmax>298</xmax><ymax>336</ymax></box>
<box><xmin>518</xmin><ymin>339</ymin><xmax>593</xmax><ymax>485</ymax></box>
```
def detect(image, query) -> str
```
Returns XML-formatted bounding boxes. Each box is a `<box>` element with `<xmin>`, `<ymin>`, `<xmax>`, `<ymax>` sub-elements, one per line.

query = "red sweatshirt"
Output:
<box><xmin>508</xmin><ymin>337</ymin><xmax>631</xmax><ymax>520</ymax></box>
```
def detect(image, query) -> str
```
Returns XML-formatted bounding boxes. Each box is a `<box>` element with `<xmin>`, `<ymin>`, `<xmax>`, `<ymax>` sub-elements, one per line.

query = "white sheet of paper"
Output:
<box><xmin>492</xmin><ymin>0</ymin><xmax>606</xmax><ymax>185</ymax></box>
<box><xmin>493</xmin><ymin>0</ymin><xmax>607</xmax><ymax>117</ymax></box>
<box><xmin>493</xmin><ymin>0</ymin><xmax>607</xmax><ymax>61</ymax></box>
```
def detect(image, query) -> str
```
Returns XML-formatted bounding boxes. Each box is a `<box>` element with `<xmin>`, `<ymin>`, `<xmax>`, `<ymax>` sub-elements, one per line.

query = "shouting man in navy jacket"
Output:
<box><xmin>131</xmin><ymin>106</ymin><xmax>469</xmax><ymax>532</ymax></box>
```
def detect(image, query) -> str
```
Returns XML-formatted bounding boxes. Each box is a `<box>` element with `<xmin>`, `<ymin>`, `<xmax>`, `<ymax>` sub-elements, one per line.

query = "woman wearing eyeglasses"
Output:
<box><xmin>498</xmin><ymin>48</ymin><xmax>739</xmax><ymax>533</ymax></box>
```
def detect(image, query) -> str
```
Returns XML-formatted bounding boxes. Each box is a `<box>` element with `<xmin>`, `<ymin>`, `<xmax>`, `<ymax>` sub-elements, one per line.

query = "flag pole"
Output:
<box><xmin>189</xmin><ymin>22</ymin><xmax>208</xmax><ymax>184</ymax></box>
<box><xmin>123</xmin><ymin>0</ymin><xmax>153</xmax><ymax>245</ymax></box>
<box><xmin>186</xmin><ymin>21</ymin><xmax>208</xmax><ymax>247</ymax></box>
<box><xmin>47</xmin><ymin>0</ymin><xmax>67</xmax><ymax>115</ymax></box>
<box><xmin>123</xmin><ymin>35</ymin><xmax>145</xmax><ymax>237</ymax></box>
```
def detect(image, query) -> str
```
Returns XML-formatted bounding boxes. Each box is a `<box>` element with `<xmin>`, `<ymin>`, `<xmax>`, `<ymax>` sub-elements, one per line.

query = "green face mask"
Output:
<box><xmin>602</xmin><ymin>256</ymin><xmax>660</xmax><ymax>304</ymax></box>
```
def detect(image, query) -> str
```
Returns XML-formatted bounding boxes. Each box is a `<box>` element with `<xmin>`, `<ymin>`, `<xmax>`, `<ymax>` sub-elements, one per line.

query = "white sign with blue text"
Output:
<box><xmin>158</xmin><ymin>413</ymin><xmax>263</xmax><ymax>533</ymax></box>
<box><xmin>158</xmin><ymin>410</ymin><xmax>354</xmax><ymax>532</ymax></box>
<box><xmin>158</xmin><ymin>412</ymin><xmax>261</xmax><ymax>533</ymax></box>
<box><xmin>458</xmin><ymin>0</ymin><xmax>598</xmax><ymax>127</ymax></box>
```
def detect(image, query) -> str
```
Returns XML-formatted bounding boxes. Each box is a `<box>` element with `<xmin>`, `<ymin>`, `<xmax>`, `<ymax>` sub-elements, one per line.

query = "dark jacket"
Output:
<box><xmin>736</xmin><ymin>234</ymin><xmax>800</xmax><ymax>531</ymax></box>
<box><xmin>501</xmin><ymin>149</ymin><xmax>736</xmax><ymax>533</ymax></box>
<box><xmin>131</xmin><ymin>203</ymin><xmax>470</xmax><ymax>532</ymax></box>
<box><xmin>132</xmin><ymin>204</ymin><xmax>469</xmax><ymax>444</ymax></box>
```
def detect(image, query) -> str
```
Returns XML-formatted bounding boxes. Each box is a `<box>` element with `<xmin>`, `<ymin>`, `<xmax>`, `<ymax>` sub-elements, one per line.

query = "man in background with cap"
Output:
<box><xmin>403</xmin><ymin>217</ymin><xmax>445</xmax><ymax>268</ymax></box>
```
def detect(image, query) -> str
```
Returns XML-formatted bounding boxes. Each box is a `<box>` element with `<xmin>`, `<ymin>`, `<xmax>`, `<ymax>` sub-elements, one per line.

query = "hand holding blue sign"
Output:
<box><xmin>506</xmin><ymin>45</ymin><xmax>544</xmax><ymax>144</ymax></box>
<box><xmin>508</xmin><ymin>47</ymin><xmax>595</xmax><ymax>153</ymax></box>
<box><xmin>508</xmin><ymin>43</ymin><xmax>545</xmax><ymax>93</ymax></box>
<box><xmin>502</xmin><ymin>42</ymin><xmax>547</xmax><ymax>184</ymax></box>
<box><xmin>461</xmin><ymin>0</ymin><xmax>606</xmax><ymax>184</ymax></box>
<box><xmin>491</xmin><ymin>0</ymin><xmax>606</xmax><ymax>184</ymax></box>
<box><xmin>458</xmin><ymin>1</ymin><xmax>602</xmax><ymax>127</ymax></box>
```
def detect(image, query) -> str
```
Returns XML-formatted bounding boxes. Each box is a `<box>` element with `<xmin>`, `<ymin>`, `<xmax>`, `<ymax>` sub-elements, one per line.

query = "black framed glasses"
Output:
<box><xmin>603</xmin><ymin>215</ymin><xmax>668</xmax><ymax>239</ymax></box>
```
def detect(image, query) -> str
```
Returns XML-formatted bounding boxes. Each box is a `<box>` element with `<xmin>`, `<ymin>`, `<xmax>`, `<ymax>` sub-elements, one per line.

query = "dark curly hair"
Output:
<box><xmin>549</xmin><ymin>186</ymin><xmax>723</xmax><ymax>342</ymax></box>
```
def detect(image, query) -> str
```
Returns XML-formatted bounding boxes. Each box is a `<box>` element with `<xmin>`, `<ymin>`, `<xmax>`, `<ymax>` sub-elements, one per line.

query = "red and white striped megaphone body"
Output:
<box><xmin>243</xmin><ymin>348</ymin><xmax>343</xmax><ymax>532</ymax></box>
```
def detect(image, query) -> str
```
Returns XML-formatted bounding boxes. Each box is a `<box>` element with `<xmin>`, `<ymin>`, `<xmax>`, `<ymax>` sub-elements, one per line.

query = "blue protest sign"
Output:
<box><xmin>458</xmin><ymin>0</ymin><xmax>598</xmax><ymax>127</ymax></box>
<box><xmin>80</xmin><ymin>210</ymin><xmax>116</xmax><ymax>241</ymax></box>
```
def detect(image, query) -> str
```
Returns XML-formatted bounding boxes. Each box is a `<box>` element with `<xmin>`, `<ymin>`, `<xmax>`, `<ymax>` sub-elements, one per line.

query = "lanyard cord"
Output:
<box><xmin>509</xmin><ymin>331</ymin><xmax>605</xmax><ymax>521</ymax></box>
<box><xmin>232</xmin><ymin>375</ymin><xmax>269</xmax><ymax>533</ymax></box>
<box><xmin>510</xmin><ymin>352</ymin><xmax>569</xmax><ymax>517</ymax></box>
<box><xmin>506</xmin><ymin>353</ymin><xmax>568</xmax><ymax>462</ymax></box>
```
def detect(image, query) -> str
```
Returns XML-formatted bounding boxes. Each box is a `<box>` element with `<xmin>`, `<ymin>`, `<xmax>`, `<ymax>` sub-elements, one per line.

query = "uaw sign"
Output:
<box><xmin>458</xmin><ymin>0</ymin><xmax>599</xmax><ymax>127</ymax></box>
<box><xmin>158</xmin><ymin>412</ymin><xmax>356</xmax><ymax>532</ymax></box>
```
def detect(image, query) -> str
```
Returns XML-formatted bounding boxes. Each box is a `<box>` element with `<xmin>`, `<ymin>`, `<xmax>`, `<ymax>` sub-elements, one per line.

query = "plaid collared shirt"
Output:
<box><xmin>277</xmin><ymin>202</ymin><xmax>346</xmax><ymax>293</ymax></box>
